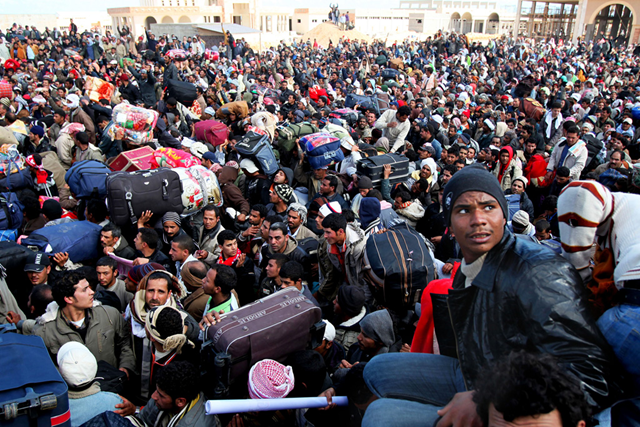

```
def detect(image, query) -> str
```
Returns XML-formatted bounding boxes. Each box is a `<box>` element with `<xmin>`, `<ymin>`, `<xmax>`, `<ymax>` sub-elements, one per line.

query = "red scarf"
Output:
<box><xmin>217</xmin><ymin>248</ymin><xmax>241</xmax><ymax>266</ymax></box>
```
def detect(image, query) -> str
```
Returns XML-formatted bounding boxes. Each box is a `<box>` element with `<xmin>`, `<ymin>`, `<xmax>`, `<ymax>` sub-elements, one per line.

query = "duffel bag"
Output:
<box><xmin>345</xmin><ymin>93</ymin><xmax>378</xmax><ymax>112</ymax></box>
<box><xmin>363</xmin><ymin>222</ymin><xmax>435</xmax><ymax>310</ymax></box>
<box><xmin>106</xmin><ymin>168</ymin><xmax>184</xmax><ymax>226</ymax></box>
<box><xmin>215</xmin><ymin>101</ymin><xmax>249</xmax><ymax>120</ymax></box>
<box><xmin>65</xmin><ymin>160</ymin><xmax>111</xmax><ymax>199</ymax></box>
<box><xmin>0</xmin><ymin>192</ymin><xmax>23</xmax><ymax>230</ymax></box>
<box><xmin>277</xmin><ymin>122</ymin><xmax>320</xmax><ymax>152</ymax></box>
<box><xmin>299</xmin><ymin>133</ymin><xmax>344</xmax><ymax>169</ymax></box>
<box><xmin>151</xmin><ymin>147</ymin><xmax>201</xmax><ymax>169</ymax></box>
<box><xmin>329</xmin><ymin>109</ymin><xmax>359</xmax><ymax>127</ymax></box>
<box><xmin>174</xmin><ymin>165</ymin><xmax>223</xmax><ymax>214</ymax></box>
<box><xmin>166</xmin><ymin>79</ymin><xmax>198</xmax><ymax>106</ymax></box>
<box><xmin>381</xmin><ymin>68</ymin><xmax>400</xmax><ymax>80</ymax></box>
<box><xmin>22</xmin><ymin>221</ymin><xmax>102</xmax><ymax>263</ymax></box>
<box><xmin>195</xmin><ymin>120</ymin><xmax>229</xmax><ymax>146</ymax></box>
<box><xmin>201</xmin><ymin>287</ymin><xmax>324</xmax><ymax>398</ymax></box>
<box><xmin>0</xmin><ymin>333</ymin><xmax>71</xmax><ymax>427</ymax></box>
<box><xmin>236</xmin><ymin>131</ymin><xmax>278</xmax><ymax>177</ymax></box>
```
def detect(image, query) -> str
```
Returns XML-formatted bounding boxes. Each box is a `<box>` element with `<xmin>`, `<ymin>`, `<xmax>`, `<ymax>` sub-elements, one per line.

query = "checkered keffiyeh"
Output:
<box><xmin>248</xmin><ymin>359</ymin><xmax>295</xmax><ymax>399</ymax></box>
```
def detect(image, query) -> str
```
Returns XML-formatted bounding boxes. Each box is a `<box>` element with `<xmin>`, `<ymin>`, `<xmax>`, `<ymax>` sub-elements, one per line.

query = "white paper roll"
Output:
<box><xmin>205</xmin><ymin>396</ymin><xmax>349</xmax><ymax>415</ymax></box>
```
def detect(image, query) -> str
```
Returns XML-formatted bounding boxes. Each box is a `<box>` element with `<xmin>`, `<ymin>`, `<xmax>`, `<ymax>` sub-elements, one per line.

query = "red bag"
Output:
<box><xmin>309</xmin><ymin>86</ymin><xmax>328</xmax><ymax>102</ymax></box>
<box><xmin>109</xmin><ymin>146</ymin><xmax>155</xmax><ymax>171</ymax></box>
<box><xmin>195</xmin><ymin>120</ymin><xmax>229</xmax><ymax>146</ymax></box>
<box><xmin>0</xmin><ymin>81</ymin><xmax>13</xmax><ymax>100</ymax></box>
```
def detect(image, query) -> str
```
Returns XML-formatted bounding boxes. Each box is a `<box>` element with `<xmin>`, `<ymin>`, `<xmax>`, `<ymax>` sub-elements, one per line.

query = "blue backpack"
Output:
<box><xmin>21</xmin><ymin>221</ymin><xmax>102</xmax><ymax>263</ymax></box>
<box><xmin>235</xmin><ymin>131</ymin><xmax>278</xmax><ymax>177</ymax></box>
<box><xmin>65</xmin><ymin>160</ymin><xmax>111</xmax><ymax>198</ymax></box>
<box><xmin>0</xmin><ymin>192</ymin><xmax>23</xmax><ymax>231</ymax></box>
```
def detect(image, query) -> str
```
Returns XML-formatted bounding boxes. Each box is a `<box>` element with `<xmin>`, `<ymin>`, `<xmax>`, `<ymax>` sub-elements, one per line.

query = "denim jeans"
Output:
<box><xmin>597</xmin><ymin>304</ymin><xmax>640</xmax><ymax>392</ymax></box>
<box><xmin>362</xmin><ymin>353</ymin><xmax>467</xmax><ymax>427</ymax></box>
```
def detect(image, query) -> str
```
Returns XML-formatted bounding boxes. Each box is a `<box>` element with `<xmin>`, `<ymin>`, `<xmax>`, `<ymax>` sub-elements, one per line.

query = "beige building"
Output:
<box><xmin>107</xmin><ymin>0</ymin><xmax>261</xmax><ymax>38</ymax></box>
<box><xmin>514</xmin><ymin>0</ymin><xmax>640</xmax><ymax>44</ymax></box>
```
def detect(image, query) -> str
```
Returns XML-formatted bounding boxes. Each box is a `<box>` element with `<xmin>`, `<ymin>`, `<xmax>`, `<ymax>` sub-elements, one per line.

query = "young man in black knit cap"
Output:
<box><xmin>351</xmin><ymin>164</ymin><xmax>622</xmax><ymax>426</ymax></box>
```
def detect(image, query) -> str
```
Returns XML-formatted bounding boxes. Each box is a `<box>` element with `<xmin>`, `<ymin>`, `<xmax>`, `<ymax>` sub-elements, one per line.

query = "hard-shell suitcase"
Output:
<box><xmin>0</xmin><ymin>332</ymin><xmax>71</xmax><ymax>427</ymax></box>
<box><xmin>195</xmin><ymin>120</ymin><xmax>229</xmax><ymax>147</ymax></box>
<box><xmin>201</xmin><ymin>288</ymin><xmax>324</xmax><ymax>398</ymax></box>
<box><xmin>236</xmin><ymin>131</ymin><xmax>278</xmax><ymax>177</ymax></box>
<box><xmin>21</xmin><ymin>221</ymin><xmax>102</xmax><ymax>263</ymax></box>
<box><xmin>356</xmin><ymin>153</ymin><xmax>410</xmax><ymax>187</ymax></box>
<box><xmin>106</xmin><ymin>168</ymin><xmax>184</xmax><ymax>226</ymax></box>
<box><xmin>64</xmin><ymin>160</ymin><xmax>111</xmax><ymax>199</ymax></box>
<box><xmin>363</xmin><ymin>222</ymin><xmax>435</xmax><ymax>310</ymax></box>
<box><xmin>109</xmin><ymin>146</ymin><xmax>155</xmax><ymax>172</ymax></box>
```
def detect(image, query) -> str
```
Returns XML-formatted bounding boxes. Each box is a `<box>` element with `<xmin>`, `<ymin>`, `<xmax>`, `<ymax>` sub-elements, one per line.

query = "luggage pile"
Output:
<box><xmin>108</xmin><ymin>103</ymin><xmax>159</xmax><ymax>145</ymax></box>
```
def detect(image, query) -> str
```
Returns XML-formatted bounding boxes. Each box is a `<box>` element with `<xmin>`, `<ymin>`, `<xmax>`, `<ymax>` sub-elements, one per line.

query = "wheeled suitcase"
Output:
<box><xmin>106</xmin><ymin>168</ymin><xmax>184</xmax><ymax>226</ymax></box>
<box><xmin>165</xmin><ymin>79</ymin><xmax>197</xmax><ymax>106</ymax></box>
<box><xmin>299</xmin><ymin>133</ymin><xmax>344</xmax><ymax>169</ymax></box>
<box><xmin>356</xmin><ymin>153</ymin><xmax>410</xmax><ymax>187</ymax></box>
<box><xmin>363</xmin><ymin>222</ymin><xmax>435</xmax><ymax>310</ymax></box>
<box><xmin>64</xmin><ymin>160</ymin><xmax>111</xmax><ymax>199</ymax></box>
<box><xmin>0</xmin><ymin>331</ymin><xmax>71</xmax><ymax>427</ymax></box>
<box><xmin>194</xmin><ymin>120</ymin><xmax>229</xmax><ymax>146</ymax></box>
<box><xmin>109</xmin><ymin>146</ymin><xmax>155</xmax><ymax>172</ymax></box>
<box><xmin>201</xmin><ymin>288</ymin><xmax>324</xmax><ymax>398</ymax></box>
<box><xmin>21</xmin><ymin>221</ymin><xmax>102</xmax><ymax>263</ymax></box>
<box><xmin>236</xmin><ymin>131</ymin><xmax>278</xmax><ymax>177</ymax></box>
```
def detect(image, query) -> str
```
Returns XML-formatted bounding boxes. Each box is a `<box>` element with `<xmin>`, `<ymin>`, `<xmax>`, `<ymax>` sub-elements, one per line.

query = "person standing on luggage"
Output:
<box><xmin>34</xmin><ymin>271</ymin><xmax>136</xmax><ymax>378</ymax></box>
<box><xmin>374</xmin><ymin>106</ymin><xmax>412</xmax><ymax>154</ymax></box>
<box><xmin>193</xmin><ymin>205</ymin><xmax>226</xmax><ymax>267</ymax></box>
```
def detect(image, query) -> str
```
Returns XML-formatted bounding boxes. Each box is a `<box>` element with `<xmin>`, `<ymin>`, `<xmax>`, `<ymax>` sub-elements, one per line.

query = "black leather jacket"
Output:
<box><xmin>448</xmin><ymin>229</ymin><xmax>622</xmax><ymax>410</ymax></box>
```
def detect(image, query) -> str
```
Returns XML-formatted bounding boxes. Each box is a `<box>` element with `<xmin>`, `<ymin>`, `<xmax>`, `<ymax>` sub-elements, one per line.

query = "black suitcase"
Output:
<box><xmin>165</xmin><ymin>79</ymin><xmax>197</xmax><ymax>106</ymax></box>
<box><xmin>381</xmin><ymin>68</ymin><xmax>400</xmax><ymax>81</ymax></box>
<box><xmin>106</xmin><ymin>168</ymin><xmax>184</xmax><ymax>226</ymax></box>
<box><xmin>0</xmin><ymin>331</ymin><xmax>71</xmax><ymax>427</ymax></box>
<box><xmin>201</xmin><ymin>288</ymin><xmax>324</xmax><ymax>398</ymax></box>
<box><xmin>363</xmin><ymin>222</ymin><xmax>435</xmax><ymax>310</ymax></box>
<box><xmin>356</xmin><ymin>153</ymin><xmax>410</xmax><ymax>187</ymax></box>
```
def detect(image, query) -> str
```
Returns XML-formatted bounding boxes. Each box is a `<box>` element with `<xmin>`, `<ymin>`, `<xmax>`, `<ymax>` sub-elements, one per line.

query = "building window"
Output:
<box><xmin>297</xmin><ymin>19</ymin><xmax>301</xmax><ymax>23</ymax></box>
<box><xmin>417</xmin><ymin>19</ymin><xmax>422</xmax><ymax>23</ymax></box>
<box><xmin>214</xmin><ymin>16</ymin><xmax>221</xmax><ymax>22</ymax></box>
<box><xmin>312</xmin><ymin>19</ymin><xmax>317</xmax><ymax>23</ymax></box>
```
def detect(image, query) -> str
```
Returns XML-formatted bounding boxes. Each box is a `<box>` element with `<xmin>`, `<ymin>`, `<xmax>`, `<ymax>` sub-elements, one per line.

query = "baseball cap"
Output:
<box><xmin>202</xmin><ymin>151</ymin><xmax>217</xmax><ymax>162</ymax></box>
<box><xmin>240</xmin><ymin>158</ymin><xmax>259</xmax><ymax>174</ymax></box>
<box><xmin>65</xmin><ymin>94</ymin><xmax>79</xmax><ymax>109</ymax></box>
<box><xmin>57</xmin><ymin>342</ymin><xmax>98</xmax><ymax>387</ymax></box>
<box><xmin>624</xmin><ymin>118</ymin><xmax>633</xmax><ymax>124</ymax></box>
<box><xmin>24</xmin><ymin>252</ymin><xmax>51</xmax><ymax>273</ymax></box>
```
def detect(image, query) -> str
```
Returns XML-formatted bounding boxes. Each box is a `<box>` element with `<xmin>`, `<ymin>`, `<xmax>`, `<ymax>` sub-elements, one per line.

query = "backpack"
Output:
<box><xmin>236</xmin><ymin>131</ymin><xmax>279</xmax><ymax>177</ymax></box>
<box><xmin>65</xmin><ymin>160</ymin><xmax>111</xmax><ymax>198</ymax></box>
<box><xmin>0</xmin><ymin>193</ymin><xmax>23</xmax><ymax>231</ymax></box>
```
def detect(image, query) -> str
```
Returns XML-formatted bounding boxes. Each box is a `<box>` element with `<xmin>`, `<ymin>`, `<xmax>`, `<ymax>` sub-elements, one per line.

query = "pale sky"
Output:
<box><xmin>3</xmin><ymin>0</ymin><xmax>512</xmax><ymax>14</ymax></box>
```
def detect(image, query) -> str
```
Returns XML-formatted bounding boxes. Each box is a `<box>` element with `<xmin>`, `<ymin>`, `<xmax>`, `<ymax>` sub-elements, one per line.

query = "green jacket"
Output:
<box><xmin>34</xmin><ymin>303</ymin><xmax>136</xmax><ymax>372</ymax></box>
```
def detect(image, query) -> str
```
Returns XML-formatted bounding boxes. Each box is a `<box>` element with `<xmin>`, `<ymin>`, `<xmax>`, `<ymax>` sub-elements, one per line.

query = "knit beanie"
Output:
<box><xmin>442</xmin><ymin>164</ymin><xmax>507</xmax><ymax>226</ymax></box>
<box><xmin>162</xmin><ymin>211</ymin><xmax>182</xmax><ymax>227</ymax></box>
<box><xmin>42</xmin><ymin>199</ymin><xmax>63</xmax><ymax>220</ymax></box>
<box><xmin>337</xmin><ymin>286</ymin><xmax>365</xmax><ymax>318</ymax></box>
<box><xmin>359</xmin><ymin>198</ymin><xmax>381</xmax><ymax>229</ymax></box>
<box><xmin>274</xmin><ymin>184</ymin><xmax>293</xmax><ymax>204</ymax></box>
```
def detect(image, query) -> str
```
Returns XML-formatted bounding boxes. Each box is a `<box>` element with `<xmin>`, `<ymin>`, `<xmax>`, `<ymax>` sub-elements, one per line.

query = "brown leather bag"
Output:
<box><xmin>202</xmin><ymin>287</ymin><xmax>324</xmax><ymax>398</ymax></box>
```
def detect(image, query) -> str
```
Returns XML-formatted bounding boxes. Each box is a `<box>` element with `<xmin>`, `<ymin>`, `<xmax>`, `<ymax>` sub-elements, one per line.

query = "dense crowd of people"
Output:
<box><xmin>0</xmin><ymin>16</ymin><xmax>640</xmax><ymax>427</ymax></box>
